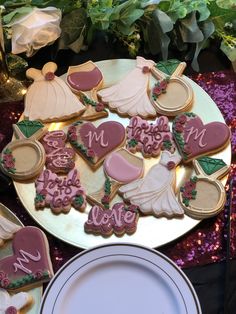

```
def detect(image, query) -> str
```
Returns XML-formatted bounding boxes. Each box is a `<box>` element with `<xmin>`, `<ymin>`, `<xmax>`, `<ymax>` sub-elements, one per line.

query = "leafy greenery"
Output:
<box><xmin>0</xmin><ymin>0</ymin><xmax>235</xmax><ymax>70</ymax></box>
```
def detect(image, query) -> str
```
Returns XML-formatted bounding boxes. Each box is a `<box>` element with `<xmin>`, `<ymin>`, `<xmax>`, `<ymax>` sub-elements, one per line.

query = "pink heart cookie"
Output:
<box><xmin>172</xmin><ymin>113</ymin><xmax>230</xmax><ymax>162</ymax></box>
<box><xmin>0</xmin><ymin>226</ymin><xmax>53</xmax><ymax>291</ymax></box>
<box><xmin>67</xmin><ymin>121</ymin><xmax>126</xmax><ymax>168</ymax></box>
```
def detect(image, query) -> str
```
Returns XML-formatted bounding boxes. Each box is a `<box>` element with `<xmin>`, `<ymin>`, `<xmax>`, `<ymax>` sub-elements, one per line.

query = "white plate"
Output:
<box><xmin>40</xmin><ymin>244</ymin><xmax>201</xmax><ymax>314</ymax></box>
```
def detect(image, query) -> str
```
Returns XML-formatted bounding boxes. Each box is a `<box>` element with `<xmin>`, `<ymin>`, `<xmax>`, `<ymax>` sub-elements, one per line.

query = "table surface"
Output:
<box><xmin>0</xmin><ymin>38</ymin><xmax>235</xmax><ymax>314</ymax></box>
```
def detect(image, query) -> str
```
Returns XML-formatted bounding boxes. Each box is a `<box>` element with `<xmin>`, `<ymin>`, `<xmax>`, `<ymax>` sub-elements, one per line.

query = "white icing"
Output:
<box><xmin>85</xmin><ymin>130</ymin><xmax>109</xmax><ymax>148</ymax></box>
<box><xmin>119</xmin><ymin>151</ymin><xmax>184</xmax><ymax>217</ymax></box>
<box><xmin>185</xmin><ymin>127</ymin><xmax>207</xmax><ymax>148</ymax></box>
<box><xmin>24</xmin><ymin>73</ymin><xmax>85</xmax><ymax>122</ymax></box>
<box><xmin>98</xmin><ymin>57</ymin><xmax>156</xmax><ymax>118</ymax></box>
<box><xmin>0</xmin><ymin>216</ymin><xmax>21</xmax><ymax>244</ymax></box>
<box><xmin>13</xmin><ymin>249</ymin><xmax>41</xmax><ymax>274</ymax></box>
<box><xmin>0</xmin><ymin>288</ymin><xmax>31</xmax><ymax>313</ymax></box>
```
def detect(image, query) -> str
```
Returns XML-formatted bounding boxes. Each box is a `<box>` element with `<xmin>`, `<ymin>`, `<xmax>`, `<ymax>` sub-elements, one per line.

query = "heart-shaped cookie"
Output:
<box><xmin>67</xmin><ymin>121</ymin><xmax>126</xmax><ymax>168</ymax></box>
<box><xmin>172</xmin><ymin>113</ymin><xmax>230</xmax><ymax>162</ymax></box>
<box><xmin>0</xmin><ymin>226</ymin><xmax>53</xmax><ymax>291</ymax></box>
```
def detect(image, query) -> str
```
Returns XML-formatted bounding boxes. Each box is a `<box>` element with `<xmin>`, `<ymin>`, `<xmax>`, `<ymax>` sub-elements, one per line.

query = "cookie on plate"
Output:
<box><xmin>172</xmin><ymin>112</ymin><xmax>231</xmax><ymax>163</ymax></box>
<box><xmin>0</xmin><ymin>288</ymin><xmax>33</xmax><ymax>314</ymax></box>
<box><xmin>67</xmin><ymin>120</ymin><xmax>126</xmax><ymax>169</ymax></box>
<box><xmin>0</xmin><ymin>226</ymin><xmax>54</xmax><ymax>292</ymax></box>
<box><xmin>126</xmin><ymin>116</ymin><xmax>175</xmax><ymax>157</ymax></box>
<box><xmin>0</xmin><ymin>216</ymin><xmax>21</xmax><ymax>247</ymax></box>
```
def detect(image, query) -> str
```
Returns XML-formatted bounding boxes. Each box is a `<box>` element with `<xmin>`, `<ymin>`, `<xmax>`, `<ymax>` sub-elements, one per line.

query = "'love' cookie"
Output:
<box><xmin>35</xmin><ymin>168</ymin><xmax>86</xmax><ymax>214</ymax></box>
<box><xmin>126</xmin><ymin>116</ymin><xmax>175</xmax><ymax>157</ymax></box>
<box><xmin>84</xmin><ymin>203</ymin><xmax>139</xmax><ymax>237</ymax></box>
<box><xmin>67</xmin><ymin>120</ymin><xmax>126</xmax><ymax>169</ymax></box>
<box><xmin>0</xmin><ymin>226</ymin><xmax>53</xmax><ymax>291</ymax></box>
<box><xmin>172</xmin><ymin>113</ymin><xmax>230</xmax><ymax>163</ymax></box>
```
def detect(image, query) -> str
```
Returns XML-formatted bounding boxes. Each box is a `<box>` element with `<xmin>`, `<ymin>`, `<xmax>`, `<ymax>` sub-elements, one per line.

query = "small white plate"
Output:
<box><xmin>40</xmin><ymin>244</ymin><xmax>201</xmax><ymax>314</ymax></box>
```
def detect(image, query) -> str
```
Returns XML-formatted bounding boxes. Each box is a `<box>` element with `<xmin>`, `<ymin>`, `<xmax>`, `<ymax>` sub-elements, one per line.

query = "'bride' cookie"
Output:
<box><xmin>84</xmin><ymin>203</ymin><xmax>139</xmax><ymax>237</ymax></box>
<box><xmin>0</xmin><ymin>288</ymin><xmax>33</xmax><ymax>313</ymax></box>
<box><xmin>126</xmin><ymin>116</ymin><xmax>175</xmax><ymax>157</ymax></box>
<box><xmin>0</xmin><ymin>226</ymin><xmax>54</xmax><ymax>291</ymax></box>
<box><xmin>172</xmin><ymin>113</ymin><xmax>231</xmax><ymax>163</ymax></box>
<box><xmin>119</xmin><ymin>150</ymin><xmax>184</xmax><ymax>217</ymax></box>
<box><xmin>67</xmin><ymin>120</ymin><xmax>126</xmax><ymax>169</ymax></box>
<box><xmin>179</xmin><ymin>156</ymin><xmax>229</xmax><ymax>219</ymax></box>
<box><xmin>35</xmin><ymin>168</ymin><xmax>86</xmax><ymax>214</ymax></box>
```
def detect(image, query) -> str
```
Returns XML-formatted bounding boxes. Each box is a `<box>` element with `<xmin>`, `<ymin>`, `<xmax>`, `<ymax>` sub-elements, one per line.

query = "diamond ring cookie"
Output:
<box><xmin>24</xmin><ymin>62</ymin><xmax>85</xmax><ymax>122</ymax></box>
<box><xmin>0</xmin><ymin>216</ymin><xmax>21</xmax><ymax>247</ymax></box>
<box><xmin>172</xmin><ymin>112</ymin><xmax>231</xmax><ymax>163</ymax></box>
<box><xmin>179</xmin><ymin>156</ymin><xmax>230</xmax><ymax>219</ymax></box>
<box><xmin>0</xmin><ymin>120</ymin><xmax>47</xmax><ymax>181</ymax></box>
<box><xmin>151</xmin><ymin>62</ymin><xmax>193</xmax><ymax>116</ymax></box>
<box><xmin>67</xmin><ymin>120</ymin><xmax>126</xmax><ymax>169</ymax></box>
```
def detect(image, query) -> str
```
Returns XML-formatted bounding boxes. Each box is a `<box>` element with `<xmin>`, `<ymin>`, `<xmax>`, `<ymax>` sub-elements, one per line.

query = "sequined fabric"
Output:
<box><xmin>0</xmin><ymin>70</ymin><xmax>235</xmax><ymax>271</ymax></box>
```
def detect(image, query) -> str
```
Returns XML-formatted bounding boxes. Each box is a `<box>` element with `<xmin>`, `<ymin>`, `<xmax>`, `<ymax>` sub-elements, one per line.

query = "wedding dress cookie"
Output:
<box><xmin>98</xmin><ymin>56</ymin><xmax>156</xmax><ymax>118</ymax></box>
<box><xmin>24</xmin><ymin>62</ymin><xmax>85</xmax><ymax>122</ymax></box>
<box><xmin>0</xmin><ymin>288</ymin><xmax>32</xmax><ymax>314</ymax></box>
<box><xmin>0</xmin><ymin>216</ymin><xmax>21</xmax><ymax>247</ymax></box>
<box><xmin>120</xmin><ymin>150</ymin><xmax>184</xmax><ymax>217</ymax></box>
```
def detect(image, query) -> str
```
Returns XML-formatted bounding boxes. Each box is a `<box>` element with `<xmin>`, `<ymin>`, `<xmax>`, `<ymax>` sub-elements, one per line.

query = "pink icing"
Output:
<box><xmin>183</xmin><ymin>117</ymin><xmax>230</xmax><ymax>157</ymax></box>
<box><xmin>104</xmin><ymin>152</ymin><xmax>143</xmax><ymax>183</ymax></box>
<box><xmin>41</xmin><ymin>131</ymin><xmax>75</xmax><ymax>173</ymax></box>
<box><xmin>126</xmin><ymin>116</ymin><xmax>173</xmax><ymax>156</ymax></box>
<box><xmin>84</xmin><ymin>203</ymin><xmax>138</xmax><ymax>236</ymax></box>
<box><xmin>67</xmin><ymin>68</ymin><xmax>103</xmax><ymax>91</ymax></box>
<box><xmin>0</xmin><ymin>226</ymin><xmax>53</xmax><ymax>287</ymax></box>
<box><xmin>79</xmin><ymin>121</ymin><xmax>125</xmax><ymax>160</ymax></box>
<box><xmin>35</xmin><ymin>169</ymin><xmax>86</xmax><ymax>212</ymax></box>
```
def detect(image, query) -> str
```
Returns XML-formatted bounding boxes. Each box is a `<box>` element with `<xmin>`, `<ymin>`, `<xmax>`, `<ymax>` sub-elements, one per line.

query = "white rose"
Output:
<box><xmin>8</xmin><ymin>7</ymin><xmax>62</xmax><ymax>57</ymax></box>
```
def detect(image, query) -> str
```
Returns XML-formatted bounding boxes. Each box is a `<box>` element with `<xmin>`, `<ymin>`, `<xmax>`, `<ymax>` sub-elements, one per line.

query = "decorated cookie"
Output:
<box><xmin>67</xmin><ymin>120</ymin><xmax>126</xmax><ymax>169</ymax></box>
<box><xmin>126</xmin><ymin>116</ymin><xmax>175</xmax><ymax>157</ymax></box>
<box><xmin>87</xmin><ymin>148</ymin><xmax>144</xmax><ymax>209</ymax></box>
<box><xmin>84</xmin><ymin>203</ymin><xmax>139</xmax><ymax>237</ymax></box>
<box><xmin>119</xmin><ymin>150</ymin><xmax>184</xmax><ymax>217</ymax></box>
<box><xmin>0</xmin><ymin>121</ymin><xmax>47</xmax><ymax>181</ymax></box>
<box><xmin>0</xmin><ymin>216</ymin><xmax>21</xmax><ymax>247</ymax></box>
<box><xmin>0</xmin><ymin>226</ymin><xmax>53</xmax><ymax>291</ymax></box>
<box><xmin>66</xmin><ymin>61</ymin><xmax>107</xmax><ymax>120</ymax></box>
<box><xmin>24</xmin><ymin>62</ymin><xmax>85</xmax><ymax>122</ymax></box>
<box><xmin>172</xmin><ymin>113</ymin><xmax>231</xmax><ymax>163</ymax></box>
<box><xmin>0</xmin><ymin>288</ymin><xmax>32</xmax><ymax>314</ymax></box>
<box><xmin>35</xmin><ymin>169</ymin><xmax>86</xmax><ymax>214</ymax></box>
<box><xmin>151</xmin><ymin>62</ymin><xmax>193</xmax><ymax>116</ymax></box>
<box><xmin>98</xmin><ymin>56</ymin><xmax>156</xmax><ymax>118</ymax></box>
<box><xmin>40</xmin><ymin>130</ymin><xmax>75</xmax><ymax>173</ymax></box>
<box><xmin>179</xmin><ymin>156</ymin><xmax>230</xmax><ymax>219</ymax></box>
<box><xmin>78</xmin><ymin>92</ymin><xmax>108</xmax><ymax>120</ymax></box>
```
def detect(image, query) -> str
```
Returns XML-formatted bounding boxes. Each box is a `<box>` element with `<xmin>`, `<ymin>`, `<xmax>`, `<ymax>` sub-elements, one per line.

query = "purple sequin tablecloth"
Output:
<box><xmin>0</xmin><ymin>70</ymin><xmax>235</xmax><ymax>272</ymax></box>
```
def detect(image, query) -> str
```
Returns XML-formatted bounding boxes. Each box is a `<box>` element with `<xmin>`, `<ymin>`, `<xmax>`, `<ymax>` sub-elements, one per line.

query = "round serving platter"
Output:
<box><xmin>14</xmin><ymin>59</ymin><xmax>231</xmax><ymax>249</ymax></box>
<box><xmin>0</xmin><ymin>203</ymin><xmax>42</xmax><ymax>314</ymax></box>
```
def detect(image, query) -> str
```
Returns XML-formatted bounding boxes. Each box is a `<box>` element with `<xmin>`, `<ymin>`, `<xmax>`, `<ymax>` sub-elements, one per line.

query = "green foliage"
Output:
<box><xmin>1</xmin><ymin>0</ymin><xmax>236</xmax><ymax>68</ymax></box>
